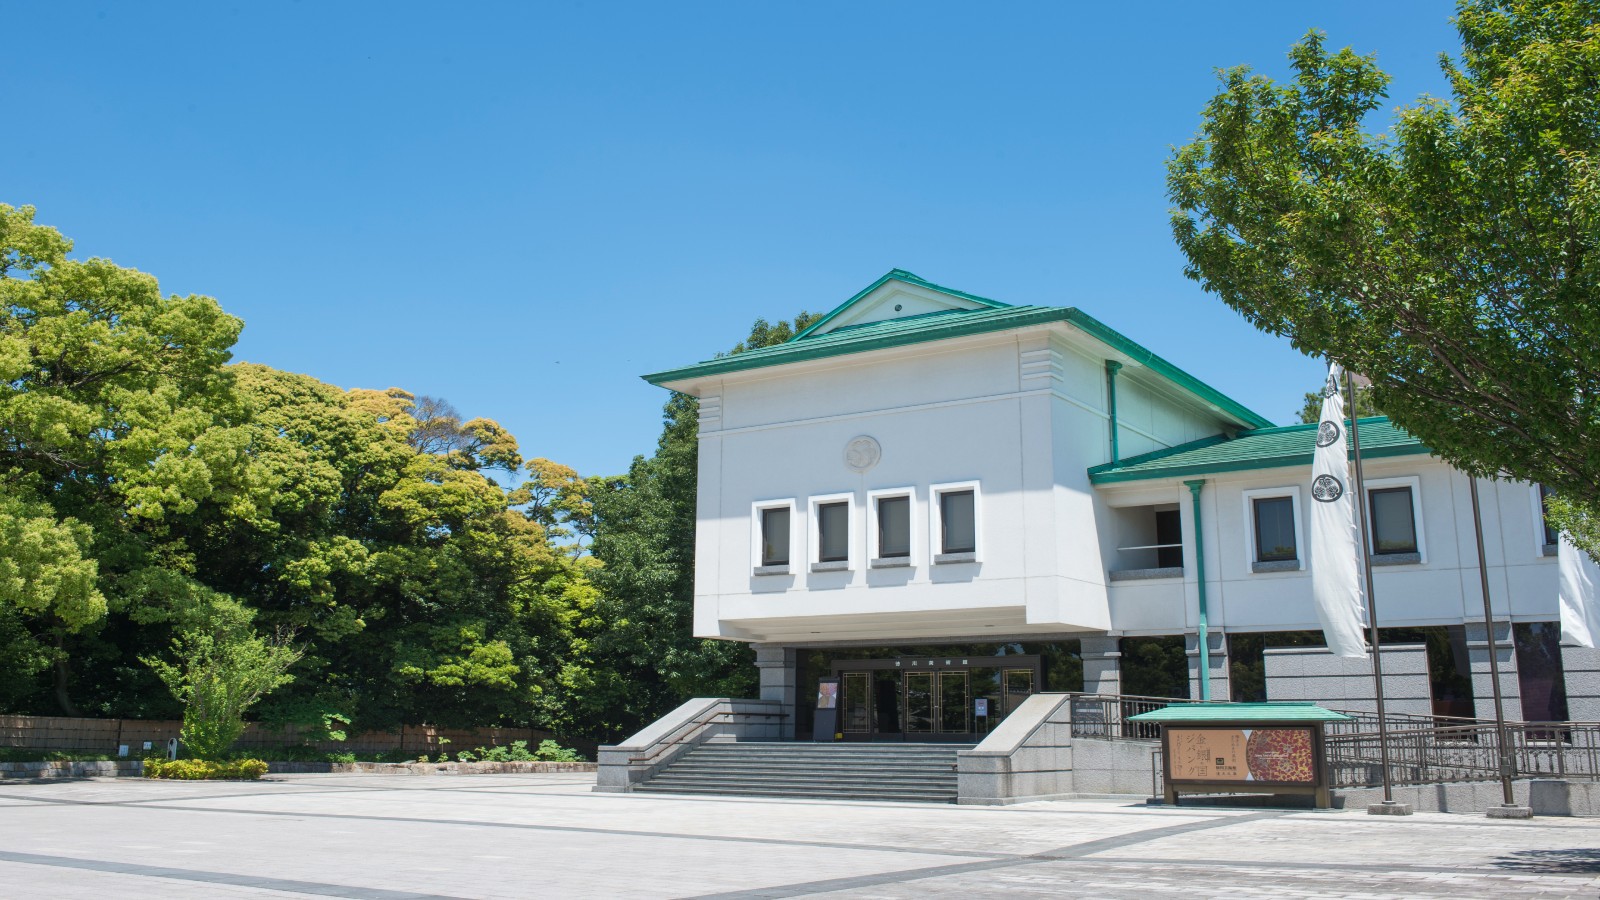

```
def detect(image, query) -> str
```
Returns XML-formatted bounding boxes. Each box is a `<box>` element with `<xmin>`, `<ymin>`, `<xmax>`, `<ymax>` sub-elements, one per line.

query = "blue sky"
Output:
<box><xmin>5</xmin><ymin>2</ymin><xmax>1460</xmax><ymax>477</ymax></box>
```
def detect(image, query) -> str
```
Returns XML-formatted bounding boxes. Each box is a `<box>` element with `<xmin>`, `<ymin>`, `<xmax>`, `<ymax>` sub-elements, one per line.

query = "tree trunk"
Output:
<box><xmin>53</xmin><ymin>631</ymin><xmax>81</xmax><ymax>717</ymax></box>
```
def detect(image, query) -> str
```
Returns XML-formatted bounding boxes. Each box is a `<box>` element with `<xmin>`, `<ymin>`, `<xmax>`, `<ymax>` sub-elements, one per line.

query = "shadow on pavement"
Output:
<box><xmin>1493</xmin><ymin>848</ymin><xmax>1600</xmax><ymax>874</ymax></box>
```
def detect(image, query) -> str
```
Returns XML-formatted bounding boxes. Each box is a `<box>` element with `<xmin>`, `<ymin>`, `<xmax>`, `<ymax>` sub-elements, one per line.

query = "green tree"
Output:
<box><xmin>143</xmin><ymin>599</ymin><xmax>302</xmax><ymax>760</ymax></box>
<box><xmin>0</xmin><ymin>203</ymin><xmax>251</xmax><ymax>714</ymax></box>
<box><xmin>584</xmin><ymin>312</ymin><xmax>818</xmax><ymax>740</ymax></box>
<box><xmin>1168</xmin><ymin>1</ymin><xmax>1600</xmax><ymax>554</ymax></box>
<box><xmin>1296</xmin><ymin>382</ymin><xmax>1380</xmax><ymax>424</ymax></box>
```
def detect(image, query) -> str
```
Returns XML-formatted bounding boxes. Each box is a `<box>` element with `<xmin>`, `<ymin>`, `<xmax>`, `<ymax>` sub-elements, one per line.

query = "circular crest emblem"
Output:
<box><xmin>1311</xmin><ymin>474</ymin><xmax>1344</xmax><ymax>503</ymax></box>
<box><xmin>844</xmin><ymin>436</ymin><xmax>881</xmax><ymax>473</ymax></box>
<box><xmin>1316</xmin><ymin>420</ymin><xmax>1342</xmax><ymax>448</ymax></box>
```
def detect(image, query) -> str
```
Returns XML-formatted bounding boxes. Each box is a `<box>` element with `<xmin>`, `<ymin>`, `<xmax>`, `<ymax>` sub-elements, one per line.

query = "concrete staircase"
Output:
<box><xmin>633</xmin><ymin>741</ymin><xmax>968</xmax><ymax>803</ymax></box>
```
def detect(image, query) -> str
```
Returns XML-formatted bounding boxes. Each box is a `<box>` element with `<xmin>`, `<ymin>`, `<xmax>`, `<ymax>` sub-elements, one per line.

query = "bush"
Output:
<box><xmin>534</xmin><ymin>740</ymin><xmax>583</xmax><ymax>762</ymax></box>
<box><xmin>144</xmin><ymin>758</ymin><xmax>269</xmax><ymax>780</ymax></box>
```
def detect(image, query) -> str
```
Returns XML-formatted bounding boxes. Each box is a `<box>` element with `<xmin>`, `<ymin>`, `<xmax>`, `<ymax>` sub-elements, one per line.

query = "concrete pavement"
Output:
<box><xmin>1</xmin><ymin>773</ymin><xmax>1598</xmax><ymax>897</ymax></box>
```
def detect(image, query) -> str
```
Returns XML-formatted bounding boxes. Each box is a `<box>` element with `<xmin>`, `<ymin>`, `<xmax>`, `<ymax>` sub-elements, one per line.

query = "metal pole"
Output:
<box><xmin>1467</xmin><ymin>475</ymin><xmax>1517</xmax><ymax>807</ymax></box>
<box><xmin>1186</xmin><ymin>479</ymin><xmax>1211</xmax><ymax>701</ymax></box>
<box><xmin>1346</xmin><ymin>372</ymin><xmax>1396</xmax><ymax>805</ymax></box>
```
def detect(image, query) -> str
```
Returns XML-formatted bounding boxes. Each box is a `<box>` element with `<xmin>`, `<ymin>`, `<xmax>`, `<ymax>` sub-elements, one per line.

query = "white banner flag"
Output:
<box><xmin>1309</xmin><ymin>362</ymin><xmax>1370</xmax><ymax>658</ymax></box>
<box><xmin>1559</xmin><ymin>534</ymin><xmax>1600</xmax><ymax>649</ymax></box>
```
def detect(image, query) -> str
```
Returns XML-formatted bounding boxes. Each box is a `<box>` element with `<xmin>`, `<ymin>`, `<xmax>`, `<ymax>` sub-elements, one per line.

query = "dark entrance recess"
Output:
<box><xmin>794</xmin><ymin>642</ymin><xmax>1082</xmax><ymax>741</ymax></box>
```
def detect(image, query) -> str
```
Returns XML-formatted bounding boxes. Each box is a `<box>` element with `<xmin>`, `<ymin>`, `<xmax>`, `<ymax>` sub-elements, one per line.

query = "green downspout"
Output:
<box><xmin>1105</xmin><ymin>360</ymin><xmax>1122</xmax><ymax>464</ymax></box>
<box><xmin>1185</xmin><ymin>479</ymin><xmax>1211</xmax><ymax>701</ymax></box>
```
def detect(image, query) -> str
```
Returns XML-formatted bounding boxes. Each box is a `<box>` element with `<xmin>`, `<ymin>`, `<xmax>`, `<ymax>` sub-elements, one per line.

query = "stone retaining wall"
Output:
<box><xmin>268</xmin><ymin>760</ymin><xmax>597</xmax><ymax>775</ymax></box>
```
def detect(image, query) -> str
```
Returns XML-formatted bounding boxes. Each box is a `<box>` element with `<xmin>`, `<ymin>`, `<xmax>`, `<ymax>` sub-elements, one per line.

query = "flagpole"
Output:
<box><xmin>1346</xmin><ymin>372</ymin><xmax>1405</xmax><ymax>813</ymax></box>
<box><xmin>1467</xmin><ymin>476</ymin><xmax>1533</xmax><ymax>817</ymax></box>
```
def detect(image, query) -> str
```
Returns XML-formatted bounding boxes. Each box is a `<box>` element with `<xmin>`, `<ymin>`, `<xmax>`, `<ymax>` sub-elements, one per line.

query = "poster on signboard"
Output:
<box><xmin>816</xmin><ymin>680</ymin><xmax>838</xmax><ymax>709</ymax></box>
<box><xmin>1166</xmin><ymin>727</ymin><xmax>1316</xmax><ymax>785</ymax></box>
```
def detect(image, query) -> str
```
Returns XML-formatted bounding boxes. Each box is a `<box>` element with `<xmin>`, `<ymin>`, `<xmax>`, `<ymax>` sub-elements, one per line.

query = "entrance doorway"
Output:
<box><xmin>832</xmin><ymin>655</ymin><xmax>1041</xmax><ymax>741</ymax></box>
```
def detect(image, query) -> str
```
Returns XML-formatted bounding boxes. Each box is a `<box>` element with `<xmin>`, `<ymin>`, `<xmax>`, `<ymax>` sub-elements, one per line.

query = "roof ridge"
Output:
<box><xmin>1236</xmin><ymin>415</ymin><xmax>1394</xmax><ymax>437</ymax></box>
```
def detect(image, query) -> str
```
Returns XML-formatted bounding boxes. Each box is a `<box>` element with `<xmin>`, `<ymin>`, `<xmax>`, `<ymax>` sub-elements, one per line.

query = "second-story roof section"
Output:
<box><xmin>642</xmin><ymin>268</ymin><xmax>1275</xmax><ymax>430</ymax></box>
<box><xmin>1088</xmin><ymin>416</ymin><xmax>1430</xmax><ymax>484</ymax></box>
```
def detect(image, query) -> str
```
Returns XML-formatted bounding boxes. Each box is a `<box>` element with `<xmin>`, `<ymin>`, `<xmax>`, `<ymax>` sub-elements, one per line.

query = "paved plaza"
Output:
<box><xmin>3</xmin><ymin>773</ymin><xmax>1600</xmax><ymax>898</ymax></box>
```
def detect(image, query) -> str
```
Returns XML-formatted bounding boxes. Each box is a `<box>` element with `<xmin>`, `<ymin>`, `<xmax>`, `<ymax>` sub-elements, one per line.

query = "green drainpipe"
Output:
<box><xmin>1185</xmin><ymin>479</ymin><xmax>1211</xmax><ymax>701</ymax></box>
<box><xmin>1105</xmin><ymin>360</ymin><xmax>1122</xmax><ymax>464</ymax></box>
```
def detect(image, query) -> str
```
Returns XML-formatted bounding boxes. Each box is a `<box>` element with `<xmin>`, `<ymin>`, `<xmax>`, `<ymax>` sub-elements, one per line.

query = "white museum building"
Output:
<box><xmin>641</xmin><ymin>269</ymin><xmax>1592</xmax><ymax>743</ymax></box>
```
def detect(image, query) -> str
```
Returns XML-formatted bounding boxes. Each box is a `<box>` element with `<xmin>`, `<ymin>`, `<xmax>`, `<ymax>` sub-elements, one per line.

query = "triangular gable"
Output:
<box><xmin>793</xmin><ymin>269</ymin><xmax>1011</xmax><ymax>340</ymax></box>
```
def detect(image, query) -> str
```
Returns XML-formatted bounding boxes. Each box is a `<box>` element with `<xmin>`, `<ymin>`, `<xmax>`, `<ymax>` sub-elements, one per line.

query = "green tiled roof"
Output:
<box><xmin>1088</xmin><ymin>417</ymin><xmax>1429</xmax><ymax>484</ymax></box>
<box><xmin>1128</xmin><ymin>702</ymin><xmax>1352</xmax><ymax>723</ymax></box>
<box><xmin>642</xmin><ymin>270</ymin><xmax>1274</xmax><ymax>430</ymax></box>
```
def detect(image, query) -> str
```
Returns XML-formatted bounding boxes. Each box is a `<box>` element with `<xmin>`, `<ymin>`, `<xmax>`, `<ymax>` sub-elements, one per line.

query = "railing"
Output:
<box><xmin>1066</xmin><ymin>691</ymin><xmax>1600</xmax><ymax>790</ymax></box>
<box><xmin>1325</xmin><ymin>721</ymin><xmax>1600</xmax><ymax>788</ymax></box>
<box><xmin>1067</xmin><ymin>692</ymin><xmax>1202</xmax><ymax>741</ymax></box>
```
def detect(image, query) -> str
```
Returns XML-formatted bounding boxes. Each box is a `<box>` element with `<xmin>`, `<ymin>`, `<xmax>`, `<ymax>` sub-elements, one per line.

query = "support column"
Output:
<box><xmin>1188</xmin><ymin>630</ymin><xmax>1228</xmax><ymax>702</ymax></box>
<box><xmin>1080</xmin><ymin>636</ymin><xmax>1121</xmax><ymax>696</ymax></box>
<box><xmin>753</xmin><ymin>644</ymin><xmax>797</xmax><ymax>739</ymax></box>
<box><xmin>1560</xmin><ymin>643</ymin><xmax>1600</xmax><ymax>723</ymax></box>
<box><xmin>1466</xmin><ymin>620</ymin><xmax>1522</xmax><ymax>723</ymax></box>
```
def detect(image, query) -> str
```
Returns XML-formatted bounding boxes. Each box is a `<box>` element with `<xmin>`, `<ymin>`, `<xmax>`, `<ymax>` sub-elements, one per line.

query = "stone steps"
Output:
<box><xmin>635</xmin><ymin>742</ymin><xmax>968</xmax><ymax>804</ymax></box>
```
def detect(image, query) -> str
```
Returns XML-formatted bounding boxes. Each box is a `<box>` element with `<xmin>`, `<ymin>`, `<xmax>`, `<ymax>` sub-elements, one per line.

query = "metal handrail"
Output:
<box><xmin>623</xmin><ymin>709</ymin><xmax>787</xmax><ymax>766</ymax></box>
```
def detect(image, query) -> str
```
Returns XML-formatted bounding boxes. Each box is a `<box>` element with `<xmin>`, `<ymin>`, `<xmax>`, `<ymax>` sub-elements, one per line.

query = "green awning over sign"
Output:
<box><xmin>1127</xmin><ymin>702</ymin><xmax>1352</xmax><ymax>723</ymax></box>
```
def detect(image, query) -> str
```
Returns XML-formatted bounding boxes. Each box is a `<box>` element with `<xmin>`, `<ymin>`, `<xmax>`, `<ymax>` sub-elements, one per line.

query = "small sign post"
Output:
<box><xmin>813</xmin><ymin>678</ymin><xmax>841</xmax><ymax>742</ymax></box>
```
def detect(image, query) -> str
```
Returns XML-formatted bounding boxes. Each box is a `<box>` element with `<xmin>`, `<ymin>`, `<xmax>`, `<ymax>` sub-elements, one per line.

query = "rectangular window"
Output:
<box><xmin>761</xmin><ymin>506</ymin><xmax>790</xmax><ymax>566</ymax></box>
<box><xmin>1252</xmin><ymin>496</ymin><xmax>1297</xmax><ymax>562</ymax></box>
<box><xmin>877</xmin><ymin>496</ymin><xmax>910</xmax><ymax>558</ymax></box>
<box><xmin>940</xmin><ymin>490</ymin><xmax>976</xmax><ymax>554</ymax></box>
<box><xmin>1540</xmin><ymin>485</ymin><xmax>1559</xmax><ymax>547</ymax></box>
<box><xmin>1368</xmin><ymin>487</ymin><xmax>1418</xmax><ymax>554</ymax></box>
<box><xmin>817</xmin><ymin>501</ymin><xmax>848</xmax><ymax>563</ymax></box>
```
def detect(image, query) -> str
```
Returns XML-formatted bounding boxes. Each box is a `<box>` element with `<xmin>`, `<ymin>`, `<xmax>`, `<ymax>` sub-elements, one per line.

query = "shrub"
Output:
<box><xmin>534</xmin><ymin>740</ymin><xmax>583</xmax><ymax>762</ymax></box>
<box><xmin>455</xmin><ymin>750</ymin><xmax>477</xmax><ymax>763</ymax></box>
<box><xmin>325</xmin><ymin>751</ymin><xmax>357</xmax><ymax>764</ymax></box>
<box><xmin>144</xmin><ymin>758</ymin><xmax>269</xmax><ymax>780</ymax></box>
<box><xmin>142</xmin><ymin>606</ymin><xmax>302</xmax><ymax>761</ymax></box>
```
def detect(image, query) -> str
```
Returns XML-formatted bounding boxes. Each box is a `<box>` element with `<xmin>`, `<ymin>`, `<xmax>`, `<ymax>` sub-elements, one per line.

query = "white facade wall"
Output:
<box><xmin>1097</xmin><ymin>460</ymin><xmax>1561</xmax><ymax>637</ymax></box>
<box><xmin>680</xmin><ymin>325</ymin><xmax>1239</xmax><ymax>646</ymax></box>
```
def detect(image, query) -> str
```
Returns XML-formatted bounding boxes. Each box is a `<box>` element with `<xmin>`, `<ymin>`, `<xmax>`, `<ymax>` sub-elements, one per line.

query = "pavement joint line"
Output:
<box><xmin>1035</xmin><ymin>809</ymin><xmax>1291</xmax><ymax>859</ymax></box>
<box><xmin>1</xmin><ymin>795</ymin><xmax>1026</xmax><ymax>861</ymax></box>
<box><xmin>0</xmin><ymin>849</ymin><xmax>473</xmax><ymax>900</ymax></box>
<box><xmin>1087</xmin><ymin>856</ymin><xmax>1600</xmax><ymax>881</ymax></box>
<box><xmin>686</xmin><ymin>809</ymin><xmax>1293</xmax><ymax>898</ymax></box>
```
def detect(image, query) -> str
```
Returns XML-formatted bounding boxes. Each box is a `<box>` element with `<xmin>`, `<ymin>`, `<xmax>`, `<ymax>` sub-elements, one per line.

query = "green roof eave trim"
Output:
<box><xmin>643</xmin><ymin>304</ymin><xmax>1274</xmax><ymax>431</ymax></box>
<box><xmin>1127</xmin><ymin>702</ymin><xmax>1352</xmax><ymax>723</ymax></box>
<box><xmin>643</xmin><ymin>304</ymin><xmax>1076</xmax><ymax>387</ymax></box>
<box><xmin>1060</xmin><ymin>308</ymin><xmax>1273</xmax><ymax>430</ymax></box>
<box><xmin>790</xmin><ymin>268</ymin><xmax>1012</xmax><ymax>341</ymax></box>
<box><xmin>1088</xmin><ymin>417</ymin><xmax>1430</xmax><ymax>485</ymax></box>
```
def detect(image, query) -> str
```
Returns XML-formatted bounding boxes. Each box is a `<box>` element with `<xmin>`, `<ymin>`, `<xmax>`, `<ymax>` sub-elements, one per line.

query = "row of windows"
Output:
<box><xmin>1246</xmin><ymin>482</ymin><xmax>1557</xmax><ymax>569</ymax></box>
<box><xmin>756</xmin><ymin>486</ymin><xmax>978</xmax><ymax>573</ymax></box>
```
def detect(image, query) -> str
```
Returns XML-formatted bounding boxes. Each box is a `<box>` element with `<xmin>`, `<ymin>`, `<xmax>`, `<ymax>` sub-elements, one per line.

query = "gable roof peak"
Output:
<box><xmin>792</xmin><ymin>268</ymin><xmax>1012</xmax><ymax>342</ymax></box>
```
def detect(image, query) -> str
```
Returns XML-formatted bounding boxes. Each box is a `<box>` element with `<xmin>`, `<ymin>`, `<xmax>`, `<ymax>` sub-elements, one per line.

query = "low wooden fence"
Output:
<box><xmin>0</xmin><ymin>714</ymin><xmax>596</xmax><ymax>759</ymax></box>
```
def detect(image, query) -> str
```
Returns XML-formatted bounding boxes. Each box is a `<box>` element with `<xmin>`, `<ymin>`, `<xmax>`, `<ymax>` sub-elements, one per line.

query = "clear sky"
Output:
<box><xmin>5</xmin><ymin>2</ymin><xmax>1461</xmax><ymax>477</ymax></box>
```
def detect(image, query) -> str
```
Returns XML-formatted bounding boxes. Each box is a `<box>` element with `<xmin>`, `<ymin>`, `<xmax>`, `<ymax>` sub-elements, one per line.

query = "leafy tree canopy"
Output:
<box><xmin>1168</xmin><ymin>0</ymin><xmax>1600</xmax><ymax>553</ymax></box>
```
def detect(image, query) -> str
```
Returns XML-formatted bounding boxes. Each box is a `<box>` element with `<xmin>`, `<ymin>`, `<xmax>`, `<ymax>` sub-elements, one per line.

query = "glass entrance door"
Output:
<box><xmin>842</xmin><ymin>672</ymin><xmax>870</xmax><ymax>734</ymax></box>
<box><xmin>938</xmin><ymin>671</ymin><xmax>970</xmax><ymax>734</ymax></box>
<box><xmin>827</xmin><ymin>654</ymin><xmax>1041</xmax><ymax>741</ymax></box>
<box><xmin>905</xmin><ymin>672</ymin><xmax>934</xmax><ymax>734</ymax></box>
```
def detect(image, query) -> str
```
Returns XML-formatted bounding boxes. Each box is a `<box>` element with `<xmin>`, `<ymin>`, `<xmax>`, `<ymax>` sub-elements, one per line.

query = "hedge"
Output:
<box><xmin>143</xmin><ymin>758</ymin><xmax>270</xmax><ymax>780</ymax></box>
